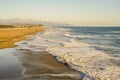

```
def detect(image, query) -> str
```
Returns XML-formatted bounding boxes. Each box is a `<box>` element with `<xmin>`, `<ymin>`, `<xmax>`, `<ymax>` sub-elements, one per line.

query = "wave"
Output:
<box><xmin>16</xmin><ymin>26</ymin><xmax>120</xmax><ymax>80</ymax></box>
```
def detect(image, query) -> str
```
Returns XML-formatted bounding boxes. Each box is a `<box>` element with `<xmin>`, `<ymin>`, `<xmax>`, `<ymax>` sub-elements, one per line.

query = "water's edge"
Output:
<box><xmin>1</xmin><ymin>26</ymin><xmax>119</xmax><ymax>80</ymax></box>
<box><xmin>15</xmin><ymin>26</ymin><xmax>120</xmax><ymax>80</ymax></box>
<box><xmin>0</xmin><ymin>32</ymin><xmax>81</xmax><ymax>80</ymax></box>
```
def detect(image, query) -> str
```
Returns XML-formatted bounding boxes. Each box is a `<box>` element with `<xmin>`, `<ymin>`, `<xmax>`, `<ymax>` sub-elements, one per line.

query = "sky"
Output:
<box><xmin>0</xmin><ymin>0</ymin><xmax>120</xmax><ymax>26</ymax></box>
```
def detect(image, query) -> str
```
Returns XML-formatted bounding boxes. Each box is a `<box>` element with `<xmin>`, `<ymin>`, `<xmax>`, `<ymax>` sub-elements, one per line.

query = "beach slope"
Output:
<box><xmin>0</xmin><ymin>25</ymin><xmax>44</xmax><ymax>49</ymax></box>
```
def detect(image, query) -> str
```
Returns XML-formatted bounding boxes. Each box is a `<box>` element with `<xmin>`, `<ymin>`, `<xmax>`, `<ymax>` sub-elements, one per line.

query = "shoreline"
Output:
<box><xmin>0</xmin><ymin>47</ymin><xmax>80</xmax><ymax>80</ymax></box>
<box><xmin>17</xmin><ymin>49</ymin><xmax>80</xmax><ymax>80</ymax></box>
<box><xmin>0</xmin><ymin>26</ymin><xmax>81</xmax><ymax>80</ymax></box>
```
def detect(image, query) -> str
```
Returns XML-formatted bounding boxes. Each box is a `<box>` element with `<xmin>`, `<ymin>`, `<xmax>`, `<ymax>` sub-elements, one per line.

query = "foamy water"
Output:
<box><xmin>16</xmin><ymin>26</ymin><xmax>120</xmax><ymax>80</ymax></box>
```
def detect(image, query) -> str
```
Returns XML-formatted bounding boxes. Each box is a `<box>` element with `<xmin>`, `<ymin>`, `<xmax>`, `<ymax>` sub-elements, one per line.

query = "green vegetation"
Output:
<box><xmin>0</xmin><ymin>24</ymin><xmax>15</xmax><ymax>28</ymax></box>
<box><xmin>0</xmin><ymin>24</ymin><xmax>44</xmax><ymax>28</ymax></box>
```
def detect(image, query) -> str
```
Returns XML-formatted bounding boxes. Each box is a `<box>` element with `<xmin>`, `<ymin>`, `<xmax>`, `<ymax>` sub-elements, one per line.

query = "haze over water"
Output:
<box><xmin>0</xmin><ymin>0</ymin><xmax>120</xmax><ymax>26</ymax></box>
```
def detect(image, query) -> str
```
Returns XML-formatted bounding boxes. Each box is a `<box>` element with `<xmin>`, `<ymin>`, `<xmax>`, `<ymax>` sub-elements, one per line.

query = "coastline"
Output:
<box><xmin>0</xmin><ymin>26</ymin><xmax>44</xmax><ymax>79</ymax></box>
<box><xmin>17</xmin><ymin>49</ymin><xmax>80</xmax><ymax>80</ymax></box>
<box><xmin>0</xmin><ymin>26</ymin><xmax>80</xmax><ymax>80</ymax></box>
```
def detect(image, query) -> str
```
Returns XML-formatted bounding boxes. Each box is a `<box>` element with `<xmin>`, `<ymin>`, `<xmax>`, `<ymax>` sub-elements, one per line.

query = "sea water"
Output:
<box><xmin>16</xmin><ymin>26</ymin><xmax>120</xmax><ymax>80</ymax></box>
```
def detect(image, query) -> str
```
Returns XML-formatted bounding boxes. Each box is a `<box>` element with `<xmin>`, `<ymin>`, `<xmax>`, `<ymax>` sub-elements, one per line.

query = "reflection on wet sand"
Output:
<box><xmin>17</xmin><ymin>49</ymin><xmax>80</xmax><ymax>80</ymax></box>
<box><xmin>0</xmin><ymin>48</ymin><xmax>81</xmax><ymax>80</ymax></box>
<box><xmin>0</xmin><ymin>48</ymin><xmax>22</xmax><ymax>80</ymax></box>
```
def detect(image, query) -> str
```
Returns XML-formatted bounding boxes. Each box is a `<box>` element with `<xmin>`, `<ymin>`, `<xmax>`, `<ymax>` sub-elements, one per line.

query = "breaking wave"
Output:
<box><xmin>16</xmin><ymin>26</ymin><xmax>120</xmax><ymax>80</ymax></box>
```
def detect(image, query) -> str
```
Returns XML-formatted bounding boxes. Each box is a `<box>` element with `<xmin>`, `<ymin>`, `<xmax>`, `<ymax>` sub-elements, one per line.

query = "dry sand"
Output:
<box><xmin>0</xmin><ymin>26</ymin><xmax>44</xmax><ymax>49</ymax></box>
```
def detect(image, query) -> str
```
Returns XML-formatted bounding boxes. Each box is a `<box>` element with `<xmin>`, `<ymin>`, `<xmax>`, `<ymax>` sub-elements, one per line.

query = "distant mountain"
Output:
<box><xmin>0</xmin><ymin>18</ymin><xmax>72</xmax><ymax>27</ymax></box>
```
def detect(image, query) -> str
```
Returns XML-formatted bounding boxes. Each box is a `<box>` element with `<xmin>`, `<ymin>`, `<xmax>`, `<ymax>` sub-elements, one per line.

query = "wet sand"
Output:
<box><xmin>0</xmin><ymin>48</ymin><xmax>80</xmax><ymax>80</ymax></box>
<box><xmin>0</xmin><ymin>48</ymin><xmax>22</xmax><ymax>80</ymax></box>
<box><xmin>17</xmin><ymin>49</ymin><xmax>80</xmax><ymax>80</ymax></box>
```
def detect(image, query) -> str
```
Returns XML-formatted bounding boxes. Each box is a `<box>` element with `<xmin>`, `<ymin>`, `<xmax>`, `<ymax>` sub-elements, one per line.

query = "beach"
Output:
<box><xmin>0</xmin><ymin>26</ymin><xmax>44</xmax><ymax>49</ymax></box>
<box><xmin>0</xmin><ymin>48</ymin><xmax>80</xmax><ymax>80</ymax></box>
<box><xmin>0</xmin><ymin>26</ymin><xmax>80</xmax><ymax>80</ymax></box>
<box><xmin>17</xmin><ymin>26</ymin><xmax>119</xmax><ymax>80</ymax></box>
<box><xmin>0</xmin><ymin>26</ymin><xmax>120</xmax><ymax>80</ymax></box>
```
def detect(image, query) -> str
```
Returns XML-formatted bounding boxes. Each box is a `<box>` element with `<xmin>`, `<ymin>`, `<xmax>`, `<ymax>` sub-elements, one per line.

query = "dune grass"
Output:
<box><xmin>0</xmin><ymin>26</ymin><xmax>44</xmax><ymax>49</ymax></box>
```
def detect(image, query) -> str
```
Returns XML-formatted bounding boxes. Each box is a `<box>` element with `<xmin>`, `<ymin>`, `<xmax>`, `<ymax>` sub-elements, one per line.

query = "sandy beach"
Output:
<box><xmin>0</xmin><ymin>48</ymin><xmax>80</xmax><ymax>80</ymax></box>
<box><xmin>0</xmin><ymin>26</ymin><xmax>44</xmax><ymax>49</ymax></box>
<box><xmin>0</xmin><ymin>26</ymin><xmax>80</xmax><ymax>80</ymax></box>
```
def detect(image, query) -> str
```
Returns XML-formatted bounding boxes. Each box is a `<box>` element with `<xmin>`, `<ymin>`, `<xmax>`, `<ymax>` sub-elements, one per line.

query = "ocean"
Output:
<box><xmin>61</xmin><ymin>27</ymin><xmax>120</xmax><ymax>56</ymax></box>
<box><xmin>16</xmin><ymin>26</ymin><xmax>120</xmax><ymax>80</ymax></box>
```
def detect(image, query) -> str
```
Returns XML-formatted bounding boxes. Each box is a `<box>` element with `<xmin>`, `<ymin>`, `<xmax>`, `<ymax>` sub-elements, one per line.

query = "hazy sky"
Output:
<box><xmin>0</xmin><ymin>0</ymin><xmax>120</xmax><ymax>26</ymax></box>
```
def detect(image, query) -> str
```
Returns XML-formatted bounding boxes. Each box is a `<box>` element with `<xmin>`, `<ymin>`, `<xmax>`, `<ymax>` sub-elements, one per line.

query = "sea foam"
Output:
<box><xmin>16</xmin><ymin>27</ymin><xmax>120</xmax><ymax>80</ymax></box>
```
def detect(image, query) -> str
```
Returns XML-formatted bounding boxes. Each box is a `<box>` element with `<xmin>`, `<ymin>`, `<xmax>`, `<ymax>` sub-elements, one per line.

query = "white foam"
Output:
<box><xmin>16</xmin><ymin>27</ymin><xmax>120</xmax><ymax>80</ymax></box>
